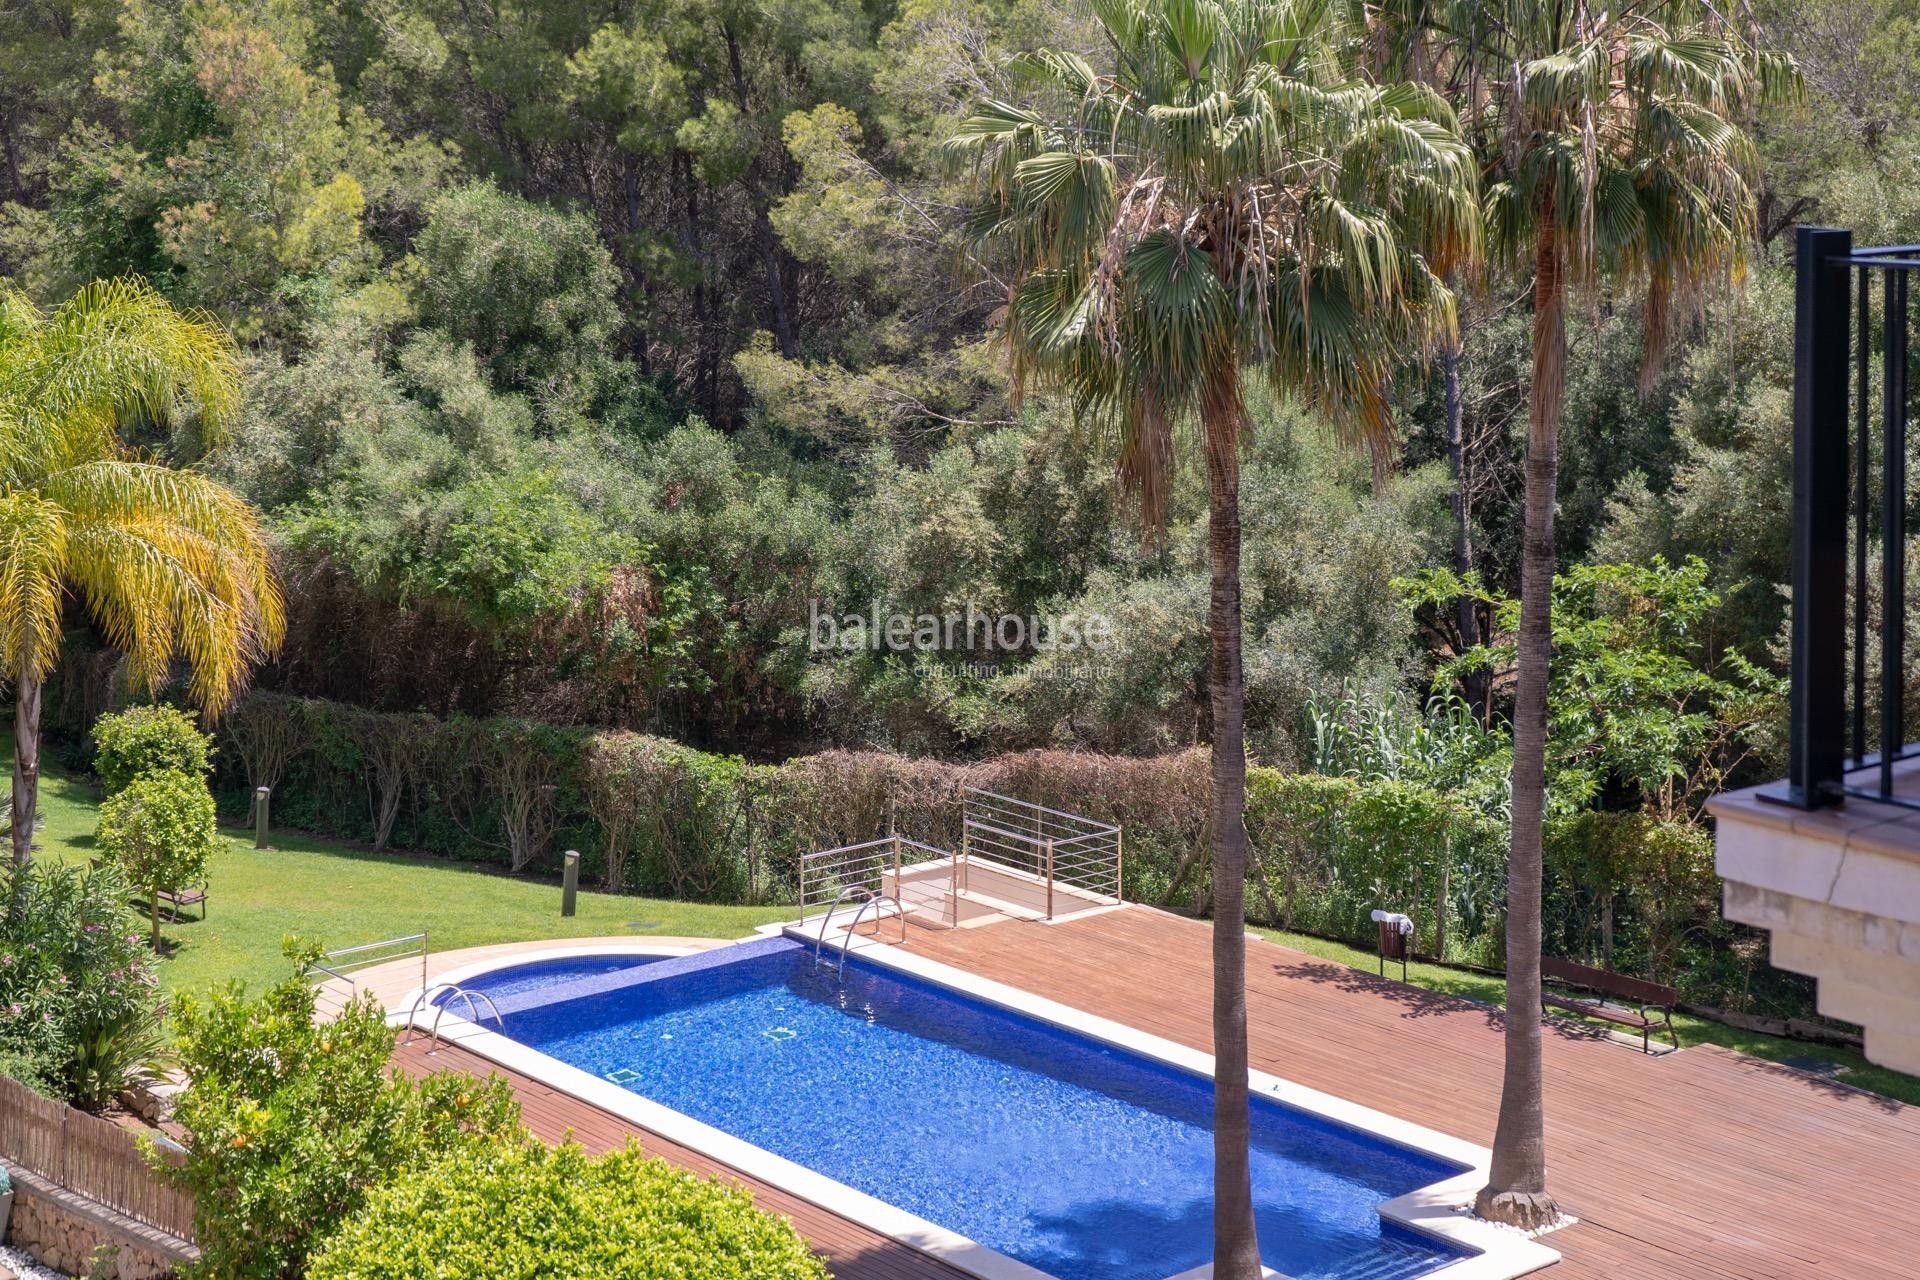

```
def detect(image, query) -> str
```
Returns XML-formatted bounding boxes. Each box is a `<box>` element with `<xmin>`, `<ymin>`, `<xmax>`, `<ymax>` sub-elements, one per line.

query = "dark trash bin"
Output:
<box><xmin>1371</xmin><ymin>909</ymin><xmax>1412</xmax><ymax>979</ymax></box>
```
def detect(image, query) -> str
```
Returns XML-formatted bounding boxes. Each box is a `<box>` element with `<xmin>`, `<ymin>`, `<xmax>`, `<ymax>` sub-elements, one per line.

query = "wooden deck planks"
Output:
<box><xmin>905</xmin><ymin>908</ymin><xmax>1920</xmax><ymax>1280</ymax></box>
<box><xmin>392</xmin><ymin>904</ymin><xmax>1920</xmax><ymax>1280</ymax></box>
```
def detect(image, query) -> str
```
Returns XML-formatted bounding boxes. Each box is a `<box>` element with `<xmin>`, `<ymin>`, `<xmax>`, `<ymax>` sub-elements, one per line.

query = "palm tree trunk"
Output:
<box><xmin>1442</xmin><ymin>337</ymin><xmax>1488</xmax><ymax>716</ymax></box>
<box><xmin>1204</xmin><ymin>391</ymin><xmax>1260</xmax><ymax>1279</ymax></box>
<box><xmin>11</xmin><ymin>672</ymin><xmax>41</xmax><ymax>866</ymax></box>
<box><xmin>1476</xmin><ymin>214</ymin><xmax>1564</xmax><ymax>1231</ymax></box>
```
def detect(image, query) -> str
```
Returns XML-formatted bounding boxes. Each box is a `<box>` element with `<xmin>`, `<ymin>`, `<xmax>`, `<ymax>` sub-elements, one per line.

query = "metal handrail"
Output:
<box><xmin>400</xmin><ymin>981</ymin><xmax>471</xmax><ymax>1040</ymax></box>
<box><xmin>309</xmin><ymin>933</ymin><xmax>429</xmax><ymax>1022</ymax></box>
<box><xmin>963</xmin><ymin>787</ymin><xmax>1119</xmax><ymax>834</ymax></box>
<box><xmin>324</xmin><ymin>932</ymin><xmax>429</xmax><ymax>961</ymax></box>
<box><xmin>837</xmin><ymin>893</ymin><xmax>905</xmax><ymax>979</ymax></box>
<box><xmin>410</xmin><ymin>985</ymin><xmax>505</xmax><ymax>1050</ymax></box>
<box><xmin>813</xmin><ymin>886</ymin><xmax>875</xmax><ymax>965</ymax></box>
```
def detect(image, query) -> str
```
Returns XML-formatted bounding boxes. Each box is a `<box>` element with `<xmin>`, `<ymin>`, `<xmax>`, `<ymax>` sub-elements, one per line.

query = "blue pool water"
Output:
<box><xmin>491</xmin><ymin>938</ymin><xmax>1471</xmax><ymax>1280</ymax></box>
<box><xmin>434</xmin><ymin>954</ymin><xmax>669</xmax><ymax>1005</ymax></box>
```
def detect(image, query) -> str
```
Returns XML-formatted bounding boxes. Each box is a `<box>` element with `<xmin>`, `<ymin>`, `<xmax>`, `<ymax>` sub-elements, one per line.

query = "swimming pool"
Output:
<box><xmin>429</xmin><ymin>953</ymin><xmax>670</xmax><ymax>1005</ymax></box>
<box><xmin>456</xmin><ymin>936</ymin><xmax>1488</xmax><ymax>1280</ymax></box>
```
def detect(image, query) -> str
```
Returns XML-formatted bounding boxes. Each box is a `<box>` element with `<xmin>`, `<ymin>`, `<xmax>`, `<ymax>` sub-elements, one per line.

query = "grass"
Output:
<box><xmin>1251</xmin><ymin>924</ymin><xmax>1920</xmax><ymax>1107</ymax></box>
<box><xmin>6</xmin><ymin>739</ymin><xmax>793</xmax><ymax>997</ymax></box>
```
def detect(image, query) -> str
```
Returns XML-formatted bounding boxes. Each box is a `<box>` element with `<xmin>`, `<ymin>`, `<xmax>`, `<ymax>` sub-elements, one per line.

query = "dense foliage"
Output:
<box><xmin>97</xmin><ymin>768</ymin><xmax>220</xmax><ymax>946</ymax></box>
<box><xmin>7</xmin><ymin>0</ymin><xmax>1912</xmax><ymax>1036</ymax></box>
<box><xmin>307</xmin><ymin>1141</ymin><xmax>831</xmax><ymax>1280</ymax></box>
<box><xmin>0</xmin><ymin>0</ymin><xmax>1904</xmax><ymax>750</ymax></box>
<box><xmin>0</xmin><ymin>861</ymin><xmax>165</xmax><ymax>1110</ymax></box>
<box><xmin>90</xmin><ymin>705</ymin><xmax>215</xmax><ymax>796</ymax></box>
<box><xmin>161</xmin><ymin>959</ymin><xmax>521</xmax><ymax>1280</ymax></box>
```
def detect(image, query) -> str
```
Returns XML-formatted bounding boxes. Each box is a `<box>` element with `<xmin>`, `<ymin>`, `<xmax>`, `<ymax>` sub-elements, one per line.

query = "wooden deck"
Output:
<box><xmin>395</xmin><ymin>905</ymin><xmax>1920</xmax><ymax>1280</ymax></box>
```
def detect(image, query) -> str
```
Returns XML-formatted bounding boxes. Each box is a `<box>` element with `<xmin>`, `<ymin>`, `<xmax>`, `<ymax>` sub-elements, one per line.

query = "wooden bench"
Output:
<box><xmin>157</xmin><ymin>884</ymin><xmax>209</xmax><ymax>923</ymax></box>
<box><xmin>1540</xmin><ymin>956</ymin><xmax>1678</xmax><ymax>1053</ymax></box>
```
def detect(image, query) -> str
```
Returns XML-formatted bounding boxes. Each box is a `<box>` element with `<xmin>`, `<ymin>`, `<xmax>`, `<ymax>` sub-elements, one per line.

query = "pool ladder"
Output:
<box><xmin>813</xmin><ymin>887</ymin><xmax>906</xmax><ymax>979</ymax></box>
<box><xmin>402</xmin><ymin>982</ymin><xmax>506</xmax><ymax>1050</ymax></box>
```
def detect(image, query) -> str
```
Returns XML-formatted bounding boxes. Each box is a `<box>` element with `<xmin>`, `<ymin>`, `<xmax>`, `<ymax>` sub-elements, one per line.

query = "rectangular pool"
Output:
<box><xmin>484</xmin><ymin>937</ymin><xmax>1474</xmax><ymax>1280</ymax></box>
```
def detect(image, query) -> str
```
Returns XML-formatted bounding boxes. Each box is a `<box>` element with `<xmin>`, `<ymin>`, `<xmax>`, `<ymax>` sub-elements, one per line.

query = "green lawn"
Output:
<box><xmin>1251</xmin><ymin>924</ymin><xmax>1920</xmax><ymax>1106</ymax></box>
<box><xmin>6</xmin><ymin>739</ymin><xmax>793</xmax><ymax>997</ymax></box>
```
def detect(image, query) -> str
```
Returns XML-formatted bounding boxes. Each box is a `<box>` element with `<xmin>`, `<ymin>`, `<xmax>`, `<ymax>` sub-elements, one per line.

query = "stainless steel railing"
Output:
<box><xmin>962</xmin><ymin>788</ymin><xmax>1121</xmax><ymax>918</ymax></box>
<box><xmin>796</xmin><ymin>835</ymin><xmax>960</xmax><ymax>929</ymax></box>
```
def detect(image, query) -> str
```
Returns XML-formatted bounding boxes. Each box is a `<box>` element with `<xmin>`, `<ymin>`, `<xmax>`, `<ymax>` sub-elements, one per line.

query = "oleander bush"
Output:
<box><xmin>0</xmin><ymin>861</ymin><xmax>165</xmax><ymax>1110</ymax></box>
<box><xmin>97</xmin><ymin>769</ymin><xmax>221</xmax><ymax>947</ymax></box>
<box><xmin>161</xmin><ymin>957</ymin><xmax>522</xmax><ymax>1280</ymax></box>
<box><xmin>91</xmin><ymin>705</ymin><xmax>215</xmax><ymax>796</ymax></box>
<box><xmin>306</xmin><ymin>1140</ymin><xmax>831</xmax><ymax>1280</ymax></box>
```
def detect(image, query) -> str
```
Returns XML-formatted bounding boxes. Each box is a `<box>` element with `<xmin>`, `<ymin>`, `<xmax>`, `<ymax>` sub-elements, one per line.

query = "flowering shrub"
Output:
<box><xmin>90</xmin><ymin>705</ymin><xmax>215</xmax><ymax>796</ymax></box>
<box><xmin>307</xmin><ymin>1140</ymin><xmax>831</xmax><ymax>1280</ymax></box>
<box><xmin>97</xmin><ymin>769</ymin><xmax>220</xmax><ymax>947</ymax></box>
<box><xmin>162</xmin><ymin>955</ymin><xmax>521</xmax><ymax>1280</ymax></box>
<box><xmin>0</xmin><ymin>861</ymin><xmax>164</xmax><ymax>1109</ymax></box>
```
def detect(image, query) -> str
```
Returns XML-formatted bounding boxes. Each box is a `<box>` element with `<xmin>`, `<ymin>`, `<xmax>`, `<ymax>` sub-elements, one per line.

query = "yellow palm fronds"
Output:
<box><xmin>0</xmin><ymin>279</ymin><xmax>279</xmax><ymax>714</ymax></box>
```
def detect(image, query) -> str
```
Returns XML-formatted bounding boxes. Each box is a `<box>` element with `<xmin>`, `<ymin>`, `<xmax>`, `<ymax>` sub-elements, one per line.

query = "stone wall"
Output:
<box><xmin>2</xmin><ymin>1166</ymin><xmax>195</xmax><ymax>1280</ymax></box>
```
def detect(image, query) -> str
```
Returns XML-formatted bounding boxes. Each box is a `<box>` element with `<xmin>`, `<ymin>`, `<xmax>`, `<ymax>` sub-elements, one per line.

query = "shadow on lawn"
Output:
<box><xmin>1730</xmin><ymin>1049</ymin><xmax>1909</xmax><ymax>1115</ymax></box>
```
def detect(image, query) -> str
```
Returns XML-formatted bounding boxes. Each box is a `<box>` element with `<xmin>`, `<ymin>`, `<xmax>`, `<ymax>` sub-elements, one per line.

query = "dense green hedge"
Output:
<box><xmin>193</xmin><ymin>693</ymin><xmax>1521</xmax><ymax>958</ymax></box>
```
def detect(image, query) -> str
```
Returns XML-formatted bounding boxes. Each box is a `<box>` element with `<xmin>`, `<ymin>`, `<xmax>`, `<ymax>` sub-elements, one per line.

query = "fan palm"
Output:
<box><xmin>1367</xmin><ymin>0</ymin><xmax>1797</xmax><ymax>1228</ymax></box>
<box><xmin>948</xmin><ymin>0</ymin><xmax>1477</xmax><ymax>1270</ymax></box>
<box><xmin>1</xmin><ymin>279</ymin><xmax>284</xmax><ymax>866</ymax></box>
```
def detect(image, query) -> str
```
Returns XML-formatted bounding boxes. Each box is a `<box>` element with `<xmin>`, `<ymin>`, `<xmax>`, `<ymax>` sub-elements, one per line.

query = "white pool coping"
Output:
<box><xmin>395</xmin><ymin>927</ymin><xmax>1560</xmax><ymax>1280</ymax></box>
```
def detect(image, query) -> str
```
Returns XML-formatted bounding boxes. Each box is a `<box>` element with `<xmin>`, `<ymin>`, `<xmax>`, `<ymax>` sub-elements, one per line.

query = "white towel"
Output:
<box><xmin>1370</xmin><ymin>910</ymin><xmax>1413</xmax><ymax>935</ymax></box>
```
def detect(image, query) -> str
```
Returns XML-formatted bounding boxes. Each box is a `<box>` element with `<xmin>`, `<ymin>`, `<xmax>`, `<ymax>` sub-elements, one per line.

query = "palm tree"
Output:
<box><xmin>1369</xmin><ymin>0</ymin><xmax>1796</xmax><ymax>1228</ymax></box>
<box><xmin>0</xmin><ymin>279</ymin><xmax>284</xmax><ymax>866</ymax></box>
<box><xmin>948</xmin><ymin>1</ymin><xmax>1477</xmax><ymax>1270</ymax></box>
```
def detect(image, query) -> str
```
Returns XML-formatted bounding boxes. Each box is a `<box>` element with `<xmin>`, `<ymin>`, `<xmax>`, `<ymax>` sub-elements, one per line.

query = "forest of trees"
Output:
<box><xmin>6</xmin><ymin>0</ymin><xmax>1911</xmax><ymax>770</ymax></box>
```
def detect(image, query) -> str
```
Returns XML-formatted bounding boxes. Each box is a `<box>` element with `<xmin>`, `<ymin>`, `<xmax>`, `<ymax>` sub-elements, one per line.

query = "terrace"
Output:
<box><xmin>388</xmin><ymin>901</ymin><xmax>1920</xmax><ymax>1280</ymax></box>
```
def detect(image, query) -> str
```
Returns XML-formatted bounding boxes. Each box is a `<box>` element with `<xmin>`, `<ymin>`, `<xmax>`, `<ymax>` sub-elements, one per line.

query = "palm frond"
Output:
<box><xmin>4</xmin><ymin>278</ymin><xmax>241</xmax><ymax>455</ymax></box>
<box><xmin>950</xmin><ymin>0</ymin><xmax>1480</xmax><ymax>524</ymax></box>
<box><xmin>0</xmin><ymin>490</ymin><xmax>69</xmax><ymax>682</ymax></box>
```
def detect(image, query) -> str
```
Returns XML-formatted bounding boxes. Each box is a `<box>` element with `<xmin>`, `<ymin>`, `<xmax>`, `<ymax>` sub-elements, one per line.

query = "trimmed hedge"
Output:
<box><xmin>50</xmin><ymin>689</ymin><xmax>1766</xmax><ymax>1000</ymax></box>
<box><xmin>203</xmin><ymin>693</ymin><xmax>1222</xmax><ymax>908</ymax></box>
<box><xmin>196</xmin><ymin>693</ymin><xmax>1512</xmax><ymax>959</ymax></box>
<box><xmin>306</xmin><ymin>1141</ymin><xmax>831</xmax><ymax>1280</ymax></box>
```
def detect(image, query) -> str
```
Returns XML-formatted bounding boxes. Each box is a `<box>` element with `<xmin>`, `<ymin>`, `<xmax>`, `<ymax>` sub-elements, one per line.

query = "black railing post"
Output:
<box><xmin>1775</xmin><ymin>226</ymin><xmax>1853</xmax><ymax>808</ymax></box>
<box><xmin>1883</xmin><ymin>267</ymin><xmax>1910</xmax><ymax>798</ymax></box>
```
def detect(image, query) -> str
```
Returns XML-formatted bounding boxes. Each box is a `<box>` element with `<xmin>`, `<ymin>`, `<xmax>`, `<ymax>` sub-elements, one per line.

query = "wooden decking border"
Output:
<box><xmin>394</xmin><ymin>904</ymin><xmax>1920</xmax><ymax>1280</ymax></box>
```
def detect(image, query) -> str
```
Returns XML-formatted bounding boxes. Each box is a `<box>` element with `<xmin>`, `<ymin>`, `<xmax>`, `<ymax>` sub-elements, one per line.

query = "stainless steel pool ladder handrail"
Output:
<box><xmin>402</xmin><ymin>981</ymin><xmax>505</xmax><ymax>1049</ymax></box>
<box><xmin>813</xmin><ymin>886</ymin><xmax>875</xmax><ymax>966</ymax></box>
<box><xmin>836</xmin><ymin>893</ymin><xmax>905</xmax><ymax>979</ymax></box>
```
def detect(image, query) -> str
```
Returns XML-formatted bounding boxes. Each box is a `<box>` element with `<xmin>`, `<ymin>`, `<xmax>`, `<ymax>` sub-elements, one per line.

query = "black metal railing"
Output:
<box><xmin>1772</xmin><ymin>226</ymin><xmax>1917</xmax><ymax>809</ymax></box>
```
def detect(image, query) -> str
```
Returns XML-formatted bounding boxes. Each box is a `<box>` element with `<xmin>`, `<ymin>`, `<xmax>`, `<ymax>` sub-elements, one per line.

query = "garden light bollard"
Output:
<box><xmin>254</xmin><ymin>786</ymin><xmax>271</xmax><ymax>849</ymax></box>
<box><xmin>562</xmin><ymin>849</ymin><xmax>579</xmax><ymax>917</ymax></box>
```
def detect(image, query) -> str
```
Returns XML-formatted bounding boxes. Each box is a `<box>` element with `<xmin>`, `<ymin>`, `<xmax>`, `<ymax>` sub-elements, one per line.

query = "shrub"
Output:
<box><xmin>97</xmin><ymin>769</ymin><xmax>220</xmax><ymax>947</ymax></box>
<box><xmin>307</xmin><ymin>1140</ymin><xmax>831</xmax><ymax>1280</ymax></box>
<box><xmin>583</xmin><ymin>733</ymin><xmax>752</xmax><ymax>898</ymax></box>
<box><xmin>162</xmin><ymin>958</ymin><xmax>522</xmax><ymax>1280</ymax></box>
<box><xmin>91</xmin><ymin>705</ymin><xmax>215</xmax><ymax>795</ymax></box>
<box><xmin>0</xmin><ymin>861</ymin><xmax>164</xmax><ymax>1110</ymax></box>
